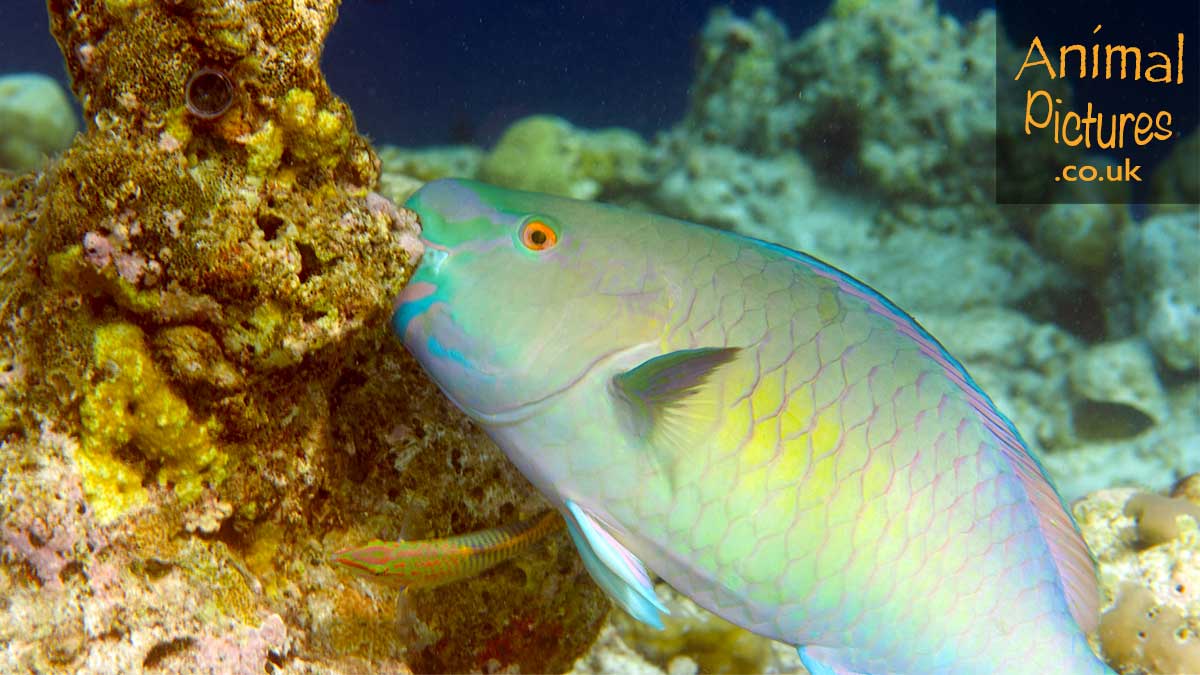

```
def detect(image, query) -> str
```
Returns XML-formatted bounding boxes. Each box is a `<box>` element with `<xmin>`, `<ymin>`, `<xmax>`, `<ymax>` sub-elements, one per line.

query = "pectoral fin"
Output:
<box><xmin>563</xmin><ymin>500</ymin><xmax>668</xmax><ymax>629</ymax></box>
<box><xmin>611</xmin><ymin>347</ymin><xmax>740</xmax><ymax>483</ymax></box>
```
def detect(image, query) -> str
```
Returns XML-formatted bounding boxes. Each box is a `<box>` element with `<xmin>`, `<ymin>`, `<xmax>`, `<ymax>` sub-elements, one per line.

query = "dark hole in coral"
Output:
<box><xmin>256</xmin><ymin>213</ymin><xmax>285</xmax><ymax>240</ymax></box>
<box><xmin>798</xmin><ymin>101</ymin><xmax>864</xmax><ymax>181</ymax></box>
<box><xmin>468</xmin><ymin>486</ymin><xmax>484</xmax><ymax>502</ymax></box>
<box><xmin>509</xmin><ymin>567</ymin><xmax>527</xmax><ymax>588</ymax></box>
<box><xmin>143</xmin><ymin>557</ymin><xmax>175</xmax><ymax>579</ymax></box>
<box><xmin>161</xmin><ymin>0</ymin><xmax>192</xmax><ymax>17</ymax></box>
<box><xmin>296</xmin><ymin>242</ymin><xmax>321</xmax><ymax>284</ymax></box>
<box><xmin>58</xmin><ymin>560</ymin><xmax>84</xmax><ymax>584</ymax></box>
<box><xmin>77</xmin><ymin>501</ymin><xmax>87</xmax><ymax>515</ymax></box>
<box><xmin>335</xmin><ymin>369</ymin><xmax>368</xmax><ymax>393</ymax></box>
<box><xmin>314</xmin><ymin>487</ymin><xmax>331</xmax><ymax>508</ymax></box>
<box><xmin>1137</xmin><ymin>630</ymin><xmax>1147</xmax><ymax>640</ymax></box>
<box><xmin>266</xmin><ymin>649</ymin><xmax>286</xmax><ymax>669</ymax></box>
<box><xmin>27</xmin><ymin>530</ymin><xmax>45</xmax><ymax>548</ymax></box>
<box><xmin>86</xmin><ymin>295</ymin><xmax>110</xmax><ymax>317</ymax></box>
<box><xmin>449</xmin><ymin>448</ymin><xmax>463</xmax><ymax>472</ymax></box>
<box><xmin>185</xmin><ymin>67</ymin><xmax>235</xmax><ymax>120</ymax></box>
<box><xmin>1071</xmin><ymin>399</ymin><xmax>1155</xmax><ymax>441</ymax></box>
<box><xmin>142</xmin><ymin>636</ymin><xmax>195</xmax><ymax>669</ymax></box>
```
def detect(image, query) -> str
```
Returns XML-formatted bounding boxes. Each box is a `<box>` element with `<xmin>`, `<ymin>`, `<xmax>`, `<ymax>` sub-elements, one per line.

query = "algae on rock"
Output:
<box><xmin>0</xmin><ymin>1</ymin><xmax>606</xmax><ymax>672</ymax></box>
<box><xmin>78</xmin><ymin>322</ymin><xmax>226</xmax><ymax>524</ymax></box>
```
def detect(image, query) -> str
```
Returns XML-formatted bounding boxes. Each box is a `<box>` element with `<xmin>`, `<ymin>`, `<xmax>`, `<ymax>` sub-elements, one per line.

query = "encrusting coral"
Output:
<box><xmin>0</xmin><ymin>1</ymin><xmax>606</xmax><ymax>672</ymax></box>
<box><xmin>77</xmin><ymin>321</ymin><xmax>226</xmax><ymax>523</ymax></box>
<box><xmin>1075</xmin><ymin>478</ymin><xmax>1200</xmax><ymax>675</ymax></box>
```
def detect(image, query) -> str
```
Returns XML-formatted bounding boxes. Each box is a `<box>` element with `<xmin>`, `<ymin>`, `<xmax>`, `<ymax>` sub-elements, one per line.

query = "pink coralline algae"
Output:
<box><xmin>0</xmin><ymin>424</ymin><xmax>108</xmax><ymax>592</ymax></box>
<box><xmin>193</xmin><ymin>614</ymin><xmax>289</xmax><ymax>675</ymax></box>
<box><xmin>81</xmin><ymin>225</ymin><xmax>162</xmax><ymax>287</ymax></box>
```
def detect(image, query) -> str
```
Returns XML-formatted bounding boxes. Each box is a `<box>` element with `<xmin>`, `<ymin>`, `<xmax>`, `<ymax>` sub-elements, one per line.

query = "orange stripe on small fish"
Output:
<box><xmin>330</xmin><ymin>509</ymin><xmax>563</xmax><ymax>590</ymax></box>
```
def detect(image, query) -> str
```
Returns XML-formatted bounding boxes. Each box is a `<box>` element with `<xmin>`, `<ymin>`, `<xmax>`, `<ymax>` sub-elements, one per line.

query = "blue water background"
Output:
<box><xmin>3</xmin><ymin>1</ymin><xmax>992</xmax><ymax>146</ymax></box>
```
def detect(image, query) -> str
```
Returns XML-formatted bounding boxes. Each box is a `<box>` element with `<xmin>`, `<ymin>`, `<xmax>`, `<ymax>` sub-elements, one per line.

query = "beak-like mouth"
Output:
<box><xmin>393</xmin><ymin>280</ymin><xmax>439</xmax><ymax>340</ymax></box>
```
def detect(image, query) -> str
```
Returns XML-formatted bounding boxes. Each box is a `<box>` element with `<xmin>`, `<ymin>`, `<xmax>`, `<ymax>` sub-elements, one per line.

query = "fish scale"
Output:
<box><xmin>395</xmin><ymin>179</ymin><xmax>1115</xmax><ymax>675</ymax></box>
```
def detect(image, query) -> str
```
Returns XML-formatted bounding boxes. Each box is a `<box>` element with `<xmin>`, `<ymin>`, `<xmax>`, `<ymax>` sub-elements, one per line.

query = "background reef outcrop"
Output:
<box><xmin>0</xmin><ymin>72</ymin><xmax>78</xmax><ymax>172</ymax></box>
<box><xmin>0</xmin><ymin>1</ymin><xmax>605</xmax><ymax>673</ymax></box>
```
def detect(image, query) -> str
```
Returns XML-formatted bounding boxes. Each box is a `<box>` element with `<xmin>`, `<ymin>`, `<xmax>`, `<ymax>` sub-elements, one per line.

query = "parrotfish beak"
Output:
<box><xmin>391</xmin><ymin>243</ymin><xmax>495</xmax><ymax>415</ymax></box>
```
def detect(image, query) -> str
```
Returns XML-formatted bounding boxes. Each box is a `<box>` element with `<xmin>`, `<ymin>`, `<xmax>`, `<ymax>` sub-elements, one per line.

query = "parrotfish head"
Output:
<box><xmin>395</xmin><ymin>178</ymin><xmax>668</xmax><ymax>421</ymax></box>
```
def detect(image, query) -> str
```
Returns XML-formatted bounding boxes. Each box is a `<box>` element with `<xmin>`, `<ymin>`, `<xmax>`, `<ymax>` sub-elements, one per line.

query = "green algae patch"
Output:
<box><xmin>480</xmin><ymin>115</ymin><xmax>598</xmax><ymax>199</ymax></box>
<box><xmin>79</xmin><ymin>322</ymin><xmax>226</xmax><ymax>523</ymax></box>
<box><xmin>479</xmin><ymin>115</ymin><xmax>650</xmax><ymax>201</ymax></box>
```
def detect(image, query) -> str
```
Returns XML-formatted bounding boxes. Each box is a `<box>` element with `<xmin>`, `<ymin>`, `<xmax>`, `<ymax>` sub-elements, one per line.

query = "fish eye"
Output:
<box><xmin>520</xmin><ymin>219</ymin><xmax>558</xmax><ymax>251</ymax></box>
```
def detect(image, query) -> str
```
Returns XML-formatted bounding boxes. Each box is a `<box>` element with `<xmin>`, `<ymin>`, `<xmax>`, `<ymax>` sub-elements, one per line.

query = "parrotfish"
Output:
<box><xmin>393</xmin><ymin>178</ymin><xmax>1115</xmax><ymax>675</ymax></box>
<box><xmin>332</xmin><ymin>509</ymin><xmax>562</xmax><ymax>590</ymax></box>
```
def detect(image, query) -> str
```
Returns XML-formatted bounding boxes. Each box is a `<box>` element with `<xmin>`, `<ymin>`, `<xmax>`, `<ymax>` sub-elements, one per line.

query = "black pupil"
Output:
<box><xmin>529</xmin><ymin>229</ymin><xmax>547</xmax><ymax>246</ymax></box>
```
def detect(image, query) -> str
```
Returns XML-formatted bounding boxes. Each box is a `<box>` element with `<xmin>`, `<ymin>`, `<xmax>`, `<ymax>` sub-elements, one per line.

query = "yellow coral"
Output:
<box><xmin>277</xmin><ymin>88</ymin><xmax>348</xmax><ymax>170</ymax></box>
<box><xmin>103</xmin><ymin>0</ymin><xmax>151</xmax><ymax>13</ymax></box>
<box><xmin>280</xmin><ymin>88</ymin><xmax>317</xmax><ymax>130</ymax></box>
<box><xmin>479</xmin><ymin>116</ymin><xmax>649</xmax><ymax>199</ymax></box>
<box><xmin>78</xmin><ymin>322</ymin><xmax>226</xmax><ymax>523</ymax></box>
<box><xmin>243</xmin><ymin>119</ymin><xmax>285</xmax><ymax>177</ymax></box>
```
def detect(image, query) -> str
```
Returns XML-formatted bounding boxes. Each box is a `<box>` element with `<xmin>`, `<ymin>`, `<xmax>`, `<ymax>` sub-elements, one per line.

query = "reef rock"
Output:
<box><xmin>1076</xmin><ymin>481</ymin><xmax>1200</xmax><ymax>675</ymax></box>
<box><xmin>1120</xmin><ymin>211</ymin><xmax>1200</xmax><ymax>372</ymax></box>
<box><xmin>0</xmin><ymin>1</ymin><xmax>605</xmax><ymax>672</ymax></box>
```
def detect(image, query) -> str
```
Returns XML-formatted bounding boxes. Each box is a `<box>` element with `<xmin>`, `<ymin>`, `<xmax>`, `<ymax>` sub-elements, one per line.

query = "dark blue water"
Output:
<box><xmin>2</xmin><ymin>1</ymin><xmax>999</xmax><ymax>147</ymax></box>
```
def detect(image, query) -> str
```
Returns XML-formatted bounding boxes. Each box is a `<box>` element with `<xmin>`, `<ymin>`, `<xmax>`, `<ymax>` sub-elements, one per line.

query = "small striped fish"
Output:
<box><xmin>331</xmin><ymin>510</ymin><xmax>562</xmax><ymax>589</ymax></box>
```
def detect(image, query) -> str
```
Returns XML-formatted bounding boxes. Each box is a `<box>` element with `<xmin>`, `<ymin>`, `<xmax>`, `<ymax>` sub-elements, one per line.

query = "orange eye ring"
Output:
<box><xmin>520</xmin><ymin>220</ymin><xmax>558</xmax><ymax>251</ymax></box>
